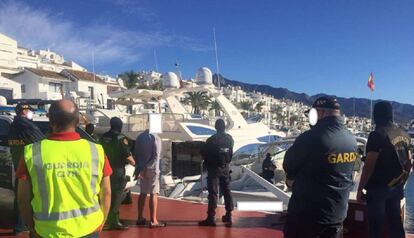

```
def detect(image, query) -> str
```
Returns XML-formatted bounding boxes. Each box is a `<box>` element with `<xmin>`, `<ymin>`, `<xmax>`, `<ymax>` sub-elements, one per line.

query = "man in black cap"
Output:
<box><xmin>357</xmin><ymin>101</ymin><xmax>412</xmax><ymax>238</ymax></box>
<box><xmin>99</xmin><ymin>117</ymin><xmax>135</xmax><ymax>230</ymax></box>
<box><xmin>283</xmin><ymin>96</ymin><xmax>358</xmax><ymax>238</ymax></box>
<box><xmin>199</xmin><ymin>119</ymin><xmax>234</xmax><ymax>226</ymax></box>
<box><xmin>85</xmin><ymin>123</ymin><xmax>97</xmax><ymax>141</ymax></box>
<box><xmin>7</xmin><ymin>102</ymin><xmax>44</xmax><ymax>234</ymax></box>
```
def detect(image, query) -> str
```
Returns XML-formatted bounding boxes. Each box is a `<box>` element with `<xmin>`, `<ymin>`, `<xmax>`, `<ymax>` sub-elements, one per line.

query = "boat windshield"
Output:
<box><xmin>186</xmin><ymin>125</ymin><xmax>216</xmax><ymax>136</ymax></box>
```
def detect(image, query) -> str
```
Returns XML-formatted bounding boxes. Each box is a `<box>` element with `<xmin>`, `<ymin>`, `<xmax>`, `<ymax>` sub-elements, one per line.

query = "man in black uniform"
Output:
<box><xmin>85</xmin><ymin>123</ymin><xmax>97</xmax><ymax>141</ymax></box>
<box><xmin>262</xmin><ymin>153</ymin><xmax>276</xmax><ymax>183</ymax></box>
<box><xmin>100</xmin><ymin>117</ymin><xmax>135</xmax><ymax>230</ymax></box>
<box><xmin>7</xmin><ymin>102</ymin><xmax>44</xmax><ymax>234</ymax></box>
<box><xmin>357</xmin><ymin>101</ymin><xmax>412</xmax><ymax>238</ymax></box>
<box><xmin>283</xmin><ymin>96</ymin><xmax>358</xmax><ymax>238</ymax></box>
<box><xmin>199</xmin><ymin>119</ymin><xmax>234</xmax><ymax>226</ymax></box>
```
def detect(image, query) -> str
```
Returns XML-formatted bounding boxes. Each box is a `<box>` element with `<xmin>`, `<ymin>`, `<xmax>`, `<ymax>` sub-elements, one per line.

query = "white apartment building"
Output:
<box><xmin>11</xmin><ymin>68</ymin><xmax>70</xmax><ymax>100</ymax></box>
<box><xmin>0</xmin><ymin>75</ymin><xmax>21</xmax><ymax>100</ymax></box>
<box><xmin>142</xmin><ymin>70</ymin><xmax>162</xmax><ymax>86</ymax></box>
<box><xmin>0</xmin><ymin>33</ymin><xmax>18</xmax><ymax>74</ymax></box>
<box><xmin>0</xmin><ymin>32</ymin><xmax>86</xmax><ymax>75</ymax></box>
<box><xmin>223</xmin><ymin>86</ymin><xmax>247</xmax><ymax>103</ymax></box>
<box><xmin>61</xmin><ymin>69</ymin><xmax>108</xmax><ymax>109</ymax></box>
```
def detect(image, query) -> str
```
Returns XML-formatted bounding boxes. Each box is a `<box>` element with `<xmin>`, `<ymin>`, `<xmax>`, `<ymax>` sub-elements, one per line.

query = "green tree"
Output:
<box><xmin>239</xmin><ymin>100</ymin><xmax>253</xmax><ymax>118</ymax></box>
<box><xmin>239</xmin><ymin>100</ymin><xmax>253</xmax><ymax>111</ymax></box>
<box><xmin>255</xmin><ymin>101</ymin><xmax>265</xmax><ymax>112</ymax></box>
<box><xmin>182</xmin><ymin>91</ymin><xmax>211</xmax><ymax>115</ymax></box>
<box><xmin>119</xmin><ymin>70</ymin><xmax>138</xmax><ymax>89</ymax></box>
<box><xmin>209</xmin><ymin>100</ymin><xmax>222</xmax><ymax>116</ymax></box>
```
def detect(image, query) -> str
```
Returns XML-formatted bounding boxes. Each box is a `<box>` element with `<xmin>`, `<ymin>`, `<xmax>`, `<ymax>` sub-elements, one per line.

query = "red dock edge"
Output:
<box><xmin>1</xmin><ymin>193</ymin><xmax>414</xmax><ymax>238</ymax></box>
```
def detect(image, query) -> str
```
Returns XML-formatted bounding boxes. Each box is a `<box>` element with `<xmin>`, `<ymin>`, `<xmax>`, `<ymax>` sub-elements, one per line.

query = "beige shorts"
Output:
<box><xmin>140</xmin><ymin>169</ymin><xmax>160</xmax><ymax>194</ymax></box>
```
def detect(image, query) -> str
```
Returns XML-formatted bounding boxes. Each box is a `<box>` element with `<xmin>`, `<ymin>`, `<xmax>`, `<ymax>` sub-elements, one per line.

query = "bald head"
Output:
<box><xmin>49</xmin><ymin>99</ymin><xmax>79</xmax><ymax>133</ymax></box>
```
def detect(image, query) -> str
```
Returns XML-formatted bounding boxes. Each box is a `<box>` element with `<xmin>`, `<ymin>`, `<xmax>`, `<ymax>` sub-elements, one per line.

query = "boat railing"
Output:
<box><xmin>241</xmin><ymin>165</ymin><xmax>291</xmax><ymax>208</ymax></box>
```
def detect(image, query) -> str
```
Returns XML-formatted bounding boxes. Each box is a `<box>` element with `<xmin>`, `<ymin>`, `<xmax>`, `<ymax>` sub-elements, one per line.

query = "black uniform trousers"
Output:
<box><xmin>108</xmin><ymin>169</ymin><xmax>127</xmax><ymax>223</ymax></box>
<box><xmin>206</xmin><ymin>166</ymin><xmax>234</xmax><ymax>217</ymax></box>
<box><xmin>262</xmin><ymin>171</ymin><xmax>274</xmax><ymax>184</ymax></box>
<box><xmin>284</xmin><ymin>215</ymin><xmax>343</xmax><ymax>238</ymax></box>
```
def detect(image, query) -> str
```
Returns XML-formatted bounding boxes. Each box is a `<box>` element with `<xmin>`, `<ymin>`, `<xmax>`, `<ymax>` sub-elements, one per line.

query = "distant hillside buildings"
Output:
<box><xmin>0</xmin><ymin>32</ymin><xmax>123</xmax><ymax>109</ymax></box>
<box><xmin>0</xmin><ymin>32</ymin><xmax>375</xmax><ymax>132</ymax></box>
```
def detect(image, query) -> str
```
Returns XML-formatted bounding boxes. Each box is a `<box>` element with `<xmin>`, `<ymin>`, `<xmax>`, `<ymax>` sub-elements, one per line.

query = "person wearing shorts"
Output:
<box><xmin>134</xmin><ymin>129</ymin><xmax>165</xmax><ymax>228</ymax></box>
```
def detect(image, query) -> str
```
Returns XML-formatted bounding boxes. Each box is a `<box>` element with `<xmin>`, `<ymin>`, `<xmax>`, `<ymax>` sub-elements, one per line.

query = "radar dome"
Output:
<box><xmin>162</xmin><ymin>72</ymin><xmax>180</xmax><ymax>89</ymax></box>
<box><xmin>195</xmin><ymin>67</ymin><xmax>213</xmax><ymax>85</ymax></box>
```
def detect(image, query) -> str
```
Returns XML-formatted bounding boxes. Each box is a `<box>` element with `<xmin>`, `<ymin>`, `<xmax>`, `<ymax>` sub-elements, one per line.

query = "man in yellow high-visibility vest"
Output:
<box><xmin>17</xmin><ymin>100</ymin><xmax>113</xmax><ymax>238</ymax></box>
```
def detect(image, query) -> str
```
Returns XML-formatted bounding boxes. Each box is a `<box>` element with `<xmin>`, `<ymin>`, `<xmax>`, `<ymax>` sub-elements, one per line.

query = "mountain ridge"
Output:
<box><xmin>213</xmin><ymin>75</ymin><xmax>414</xmax><ymax>123</ymax></box>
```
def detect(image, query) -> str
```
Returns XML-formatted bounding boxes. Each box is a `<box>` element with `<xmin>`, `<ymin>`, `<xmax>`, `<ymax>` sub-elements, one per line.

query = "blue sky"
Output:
<box><xmin>1</xmin><ymin>0</ymin><xmax>413</xmax><ymax>104</ymax></box>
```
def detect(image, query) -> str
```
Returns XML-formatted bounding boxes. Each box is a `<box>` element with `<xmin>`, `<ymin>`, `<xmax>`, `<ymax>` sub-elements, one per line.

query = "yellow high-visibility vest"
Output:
<box><xmin>24</xmin><ymin>139</ymin><xmax>105</xmax><ymax>238</ymax></box>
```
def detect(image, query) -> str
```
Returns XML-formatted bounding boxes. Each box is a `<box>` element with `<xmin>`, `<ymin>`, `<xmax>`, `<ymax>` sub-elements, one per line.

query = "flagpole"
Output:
<box><xmin>154</xmin><ymin>49</ymin><xmax>159</xmax><ymax>72</ymax></box>
<box><xmin>213</xmin><ymin>27</ymin><xmax>220</xmax><ymax>89</ymax></box>
<box><xmin>370</xmin><ymin>92</ymin><xmax>373</xmax><ymax>130</ymax></box>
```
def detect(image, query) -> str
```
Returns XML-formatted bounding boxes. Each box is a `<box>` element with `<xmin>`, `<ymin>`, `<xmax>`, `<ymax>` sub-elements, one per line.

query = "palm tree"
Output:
<box><xmin>255</xmin><ymin>101</ymin><xmax>265</xmax><ymax>112</ymax></box>
<box><xmin>209</xmin><ymin>100</ymin><xmax>222</xmax><ymax>116</ymax></box>
<box><xmin>239</xmin><ymin>100</ymin><xmax>253</xmax><ymax>118</ymax></box>
<box><xmin>239</xmin><ymin>100</ymin><xmax>253</xmax><ymax>112</ymax></box>
<box><xmin>119</xmin><ymin>70</ymin><xmax>138</xmax><ymax>89</ymax></box>
<box><xmin>182</xmin><ymin>91</ymin><xmax>211</xmax><ymax>115</ymax></box>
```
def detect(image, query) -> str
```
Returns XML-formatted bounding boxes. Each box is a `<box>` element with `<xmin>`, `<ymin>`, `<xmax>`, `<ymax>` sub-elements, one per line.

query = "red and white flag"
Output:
<box><xmin>367</xmin><ymin>72</ymin><xmax>375</xmax><ymax>91</ymax></box>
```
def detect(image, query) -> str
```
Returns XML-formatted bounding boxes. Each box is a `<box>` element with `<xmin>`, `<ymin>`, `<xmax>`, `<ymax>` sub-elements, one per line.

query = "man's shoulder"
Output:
<box><xmin>100</xmin><ymin>131</ymin><xmax>113</xmax><ymax>141</ymax></box>
<box><xmin>224</xmin><ymin>133</ymin><xmax>233</xmax><ymax>139</ymax></box>
<box><xmin>296</xmin><ymin>130</ymin><xmax>313</xmax><ymax>141</ymax></box>
<box><xmin>116</xmin><ymin>133</ymin><xmax>128</xmax><ymax>140</ymax></box>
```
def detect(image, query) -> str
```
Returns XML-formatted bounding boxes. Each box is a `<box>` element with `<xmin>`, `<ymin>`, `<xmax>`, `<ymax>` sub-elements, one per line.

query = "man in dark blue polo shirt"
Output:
<box><xmin>283</xmin><ymin>96</ymin><xmax>358</xmax><ymax>238</ymax></box>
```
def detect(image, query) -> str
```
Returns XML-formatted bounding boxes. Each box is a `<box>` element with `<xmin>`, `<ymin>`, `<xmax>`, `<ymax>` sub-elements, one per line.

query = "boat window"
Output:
<box><xmin>233</xmin><ymin>143</ymin><xmax>260</xmax><ymax>162</ymax></box>
<box><xmin>186</xmin><ymin>125</ymin><xmax>216</xmax><ymax>136</ymax></box>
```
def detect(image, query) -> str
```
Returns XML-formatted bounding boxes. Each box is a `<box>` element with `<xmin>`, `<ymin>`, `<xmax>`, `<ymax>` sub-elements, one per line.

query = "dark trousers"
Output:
<box><xmin>108</xmin><ymin>177</ymin><xmax>127</xmax><ymax>224</ymax></box>
<box><xmin>284</xmin><ymin>215</ymin><xmax>343</xmax><ymax>238</ymax></box>
<box><xmin>262</xmin><ymin>172</ymin><xmax>274</xmax><ymax>184</ymax></box>
<box><xmin>206</xmin><ymin>167</ymin><xmax>234</xmax><ymax>218</ymax></box>
<box><xmin>366</xmin><ymin>186</ymin><xmax>405</xmax><ymax>238</ymax></box>
<box><xmin>13</xmin><ymin>179</ymin><xmax>25</xmax><ymax>233</ymax></box>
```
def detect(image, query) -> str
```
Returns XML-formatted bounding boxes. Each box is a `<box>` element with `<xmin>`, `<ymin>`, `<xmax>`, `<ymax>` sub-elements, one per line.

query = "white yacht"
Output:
<box><xmin>84</xmin><ymin>67</ymin><xmax>287</xmax><ymax>201</ymax></box>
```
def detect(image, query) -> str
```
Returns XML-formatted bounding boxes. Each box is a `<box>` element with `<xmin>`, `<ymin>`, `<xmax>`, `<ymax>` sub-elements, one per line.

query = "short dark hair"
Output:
<box><xmin>85</xmin><ymin>123</ymin><xmax>95</xmax><ymax>134</ymax></box>
<box><xmin>49</xmin><ymin>101</ymin><xmax>79</xmax><ymax>132</ymax></box>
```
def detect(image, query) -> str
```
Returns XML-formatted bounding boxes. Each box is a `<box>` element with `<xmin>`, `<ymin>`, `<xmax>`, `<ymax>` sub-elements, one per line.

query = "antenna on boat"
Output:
<box><xmin>213</xmin><ymin>27</ymin><xmax>221</xmax><ymax>89</ymax></box>
<box><xmin>92</xmin><ymin>50</ymin><xmax>96</xmax><ymax>82</ymax></box>
<box><xmin>174</xmin><ymin>61</ymin><xmax>182</xmax><ymax>80</ymax></box>
<box><xmin>154</xmin><ymin>49</ymin><xmax>159</xmax><ymax>72</ymax></box>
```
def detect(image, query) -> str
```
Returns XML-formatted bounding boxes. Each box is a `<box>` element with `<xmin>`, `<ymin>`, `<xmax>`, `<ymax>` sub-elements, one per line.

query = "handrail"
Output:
<box><xmin>241</xmin><ymin>165</ymin><xmax>291</xmax><ymax>206</ymax></box>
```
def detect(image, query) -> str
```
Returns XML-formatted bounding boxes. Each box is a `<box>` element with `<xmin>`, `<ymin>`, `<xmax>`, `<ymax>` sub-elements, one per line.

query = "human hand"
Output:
<box><xmin>286</xmin><ymin>179</ymin><xmax>294</xmax><ymax>187</ymax></box>
<box><xmin>138</xmin><ymin>169</ymin><xmax>146</xmax><ymax>179</ymax></box>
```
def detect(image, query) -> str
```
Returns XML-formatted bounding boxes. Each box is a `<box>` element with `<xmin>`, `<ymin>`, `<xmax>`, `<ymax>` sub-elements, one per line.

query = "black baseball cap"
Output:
<box><xmin>312</xmin><ymin>96</ymin><xmax>340</xmax><ymax>110</ymax></box>
<box><xmin>15</xmin><ymin>102</ymin><xmax>34</xmax><ymax>114</ymax></box>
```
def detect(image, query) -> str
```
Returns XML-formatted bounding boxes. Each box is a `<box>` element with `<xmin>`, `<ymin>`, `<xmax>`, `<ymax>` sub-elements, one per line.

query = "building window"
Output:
<box><xmin>48</xmin><ymin>82</ymin><xmax>62</xmax><ymax>93</ymax></box>
<box><xmin>88</xmin><ymin>86</ymin><xmax>94</xmax><ymax>99</ymax></box>
<box><xmin>21</xmin><ymin>85</ymin><xmax>26</xmax><ymax>93</ymax></box>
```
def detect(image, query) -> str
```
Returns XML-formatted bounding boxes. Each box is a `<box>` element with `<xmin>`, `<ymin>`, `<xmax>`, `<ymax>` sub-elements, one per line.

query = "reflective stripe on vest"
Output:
<box><xmin>31</xmin><ymin>140</ymin><xmax>100</xmax><ymax>221</ymax></box>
